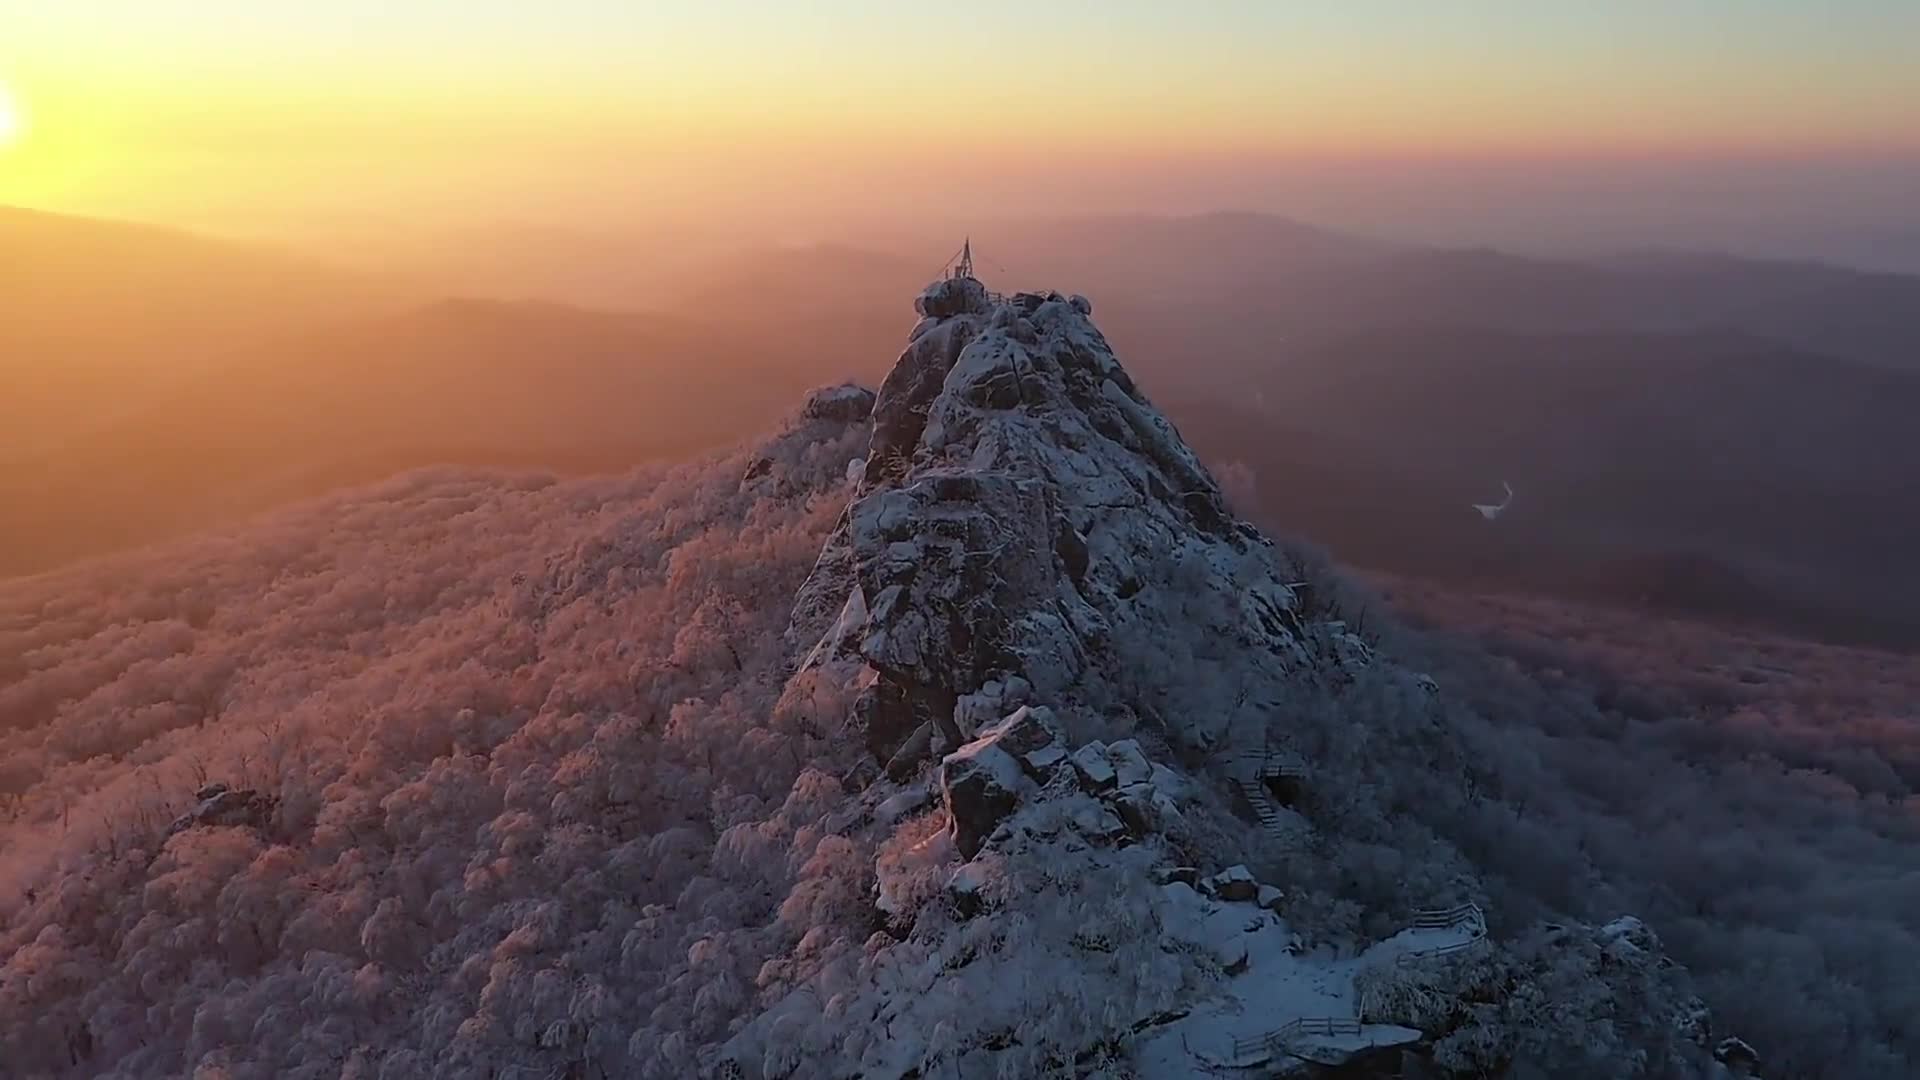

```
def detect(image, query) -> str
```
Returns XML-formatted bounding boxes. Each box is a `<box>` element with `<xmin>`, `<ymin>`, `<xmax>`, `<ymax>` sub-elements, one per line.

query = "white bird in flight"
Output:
<box><xmin>1472</xmin><ymin>481</ymin><xmax>1514</xmax><ymax>521</ymax></box>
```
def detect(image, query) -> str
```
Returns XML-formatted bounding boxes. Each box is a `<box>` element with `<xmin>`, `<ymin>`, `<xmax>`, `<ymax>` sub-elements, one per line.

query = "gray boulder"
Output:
<box><xmin>913</xmin><ymin>276</ymin><xmax>991</xmax><ymax>319</ymax></box>
<box><xmin>941</xmin><ymin>736</ymin><xmax>1031</xmax><ymax>859</ymax></box>
<box><xmin>801</xmin><ymin>383</ymin><xmax>877</xmax><ymax>424</ymax></box>
<box><xmin>168</xmin><ymin>783</ymin><xmax>277</xmax><ymax>837</ymax></box>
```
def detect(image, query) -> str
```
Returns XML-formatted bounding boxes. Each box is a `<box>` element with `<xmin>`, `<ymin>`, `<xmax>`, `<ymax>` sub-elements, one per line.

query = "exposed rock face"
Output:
<box><xmin>800</xmin><ymin>383</ymin><xmax>877</xmax><ymax>424</ymax></box>
<box><xmin>940</xmin><ymin>733</ymin><xmax>1033</xmax><ymax>859</ymax></box>
<box><xmin>911</xmin><ymin>276</ymin><xmax>991</xmax><ymax>319</ymax></box>
<box><xmin>167</xmin><ymin>783</ymin><xmax>277</xmax><ymax>837</ymax></box>
<box><xmin>739</xmin><ymin>278</ymin><xmax>1723</xmax><ymax>1080</ymax></box>
<box><xmin>1714</xmin><ymin>1036</ymin><xmax>1761</xmax><ymax>1077</ymax></box>
<box><xmin>809</xmin><ymin>276</ymin><xmax>1333</xmax><ymax>761</ymax></box>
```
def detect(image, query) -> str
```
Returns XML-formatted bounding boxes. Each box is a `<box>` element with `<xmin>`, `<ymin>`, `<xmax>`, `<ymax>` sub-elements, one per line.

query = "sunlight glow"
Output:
<box><xmin>0</xmin><ymin>81</ymin><xmax>23</xmax><ymax>148</ymax></box>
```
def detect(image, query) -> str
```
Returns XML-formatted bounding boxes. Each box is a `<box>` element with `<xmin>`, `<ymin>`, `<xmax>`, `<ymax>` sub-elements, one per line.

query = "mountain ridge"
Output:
<box><xmin>704</xmin><ymin>276</ymin><xmax>1735</xmax><ymax>1077</ymax></box>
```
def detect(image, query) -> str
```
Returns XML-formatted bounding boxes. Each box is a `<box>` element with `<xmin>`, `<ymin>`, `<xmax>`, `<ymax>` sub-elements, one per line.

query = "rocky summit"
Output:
<box><xmin>716</xmin><ymin>278</ymin><xmax>1739</xmax><ymax>1079</ymax></box>
<box><xmin>792</xmin><ymin>275</ymin><xmax>1369</xmax><ymax>768</ymax></box>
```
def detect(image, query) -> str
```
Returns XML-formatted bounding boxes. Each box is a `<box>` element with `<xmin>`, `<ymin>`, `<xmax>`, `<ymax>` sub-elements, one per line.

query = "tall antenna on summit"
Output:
<box><xmin>952</xmin><ymin>236</ymin><xmax>975</xmax><ymax>280</ymax></box>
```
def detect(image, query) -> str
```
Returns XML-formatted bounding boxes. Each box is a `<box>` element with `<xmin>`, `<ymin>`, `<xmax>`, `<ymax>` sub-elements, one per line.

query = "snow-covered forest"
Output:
<box><xmin>1</xmin><ymin>384</ymin><xmax>1915</xmax><ymax>1076</ymax></box>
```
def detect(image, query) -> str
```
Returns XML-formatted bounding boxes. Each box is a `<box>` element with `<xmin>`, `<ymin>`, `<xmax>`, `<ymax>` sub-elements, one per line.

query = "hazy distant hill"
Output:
<box><xmin>1166</xmin><ymin>328</ymin><xmax>1920</xmax><ymax>644</ymax></box>
<box><xmin>1284</xmin><ymin>247</ymin><xmax>1920</xmax><ymax>369</ymax></box>
<box><xmin>667</xmin><ymin>213</ymin><xmax>1920</xmax><ymax>390</ymax></box>
<box><xmin>0</xmin><ymin>206</ymin><xmax>412</xmax><ymax>458</ymax></box>
<box><xmin>12</xmin><ymin>207</ymin><xmax>1920</xmax><ymax>643</ymax></box>
<box><xmin>0</xmin><ymin>298</ymin><xmax>828</xmax><ymax>577</ymax></box>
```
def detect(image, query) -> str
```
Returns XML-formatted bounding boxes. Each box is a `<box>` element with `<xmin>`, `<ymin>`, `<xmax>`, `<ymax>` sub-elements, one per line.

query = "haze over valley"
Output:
<box><xmin>5</xmin><ymin>5</ymin><xmax>1919</xmax><ymax>1078</ymax></box>
<box><xmin>9</xmin><ymin>203</ymin><xmax>1920</xmax><ymax>645</ymax></box>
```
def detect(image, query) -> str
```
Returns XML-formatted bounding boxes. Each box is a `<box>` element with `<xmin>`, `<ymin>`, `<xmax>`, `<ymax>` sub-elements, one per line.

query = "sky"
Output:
<box><xmin>3</xmin><ymin>1</ymin><xmax>1918</xmax><ymax>257</ymax></box>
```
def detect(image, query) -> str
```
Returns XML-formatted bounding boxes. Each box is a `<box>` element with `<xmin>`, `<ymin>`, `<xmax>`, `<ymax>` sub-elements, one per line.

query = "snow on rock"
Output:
<box><xmin>1714</xmin><ymin>1036</ymin><xmax>1762</xmax><ymax>1076</ymax></box>
<box><xmin>1600</xmin><ymin>913</ymin><xmax>1659</xmax><ymax>955</ymax></box>
<box><xmin>800</xmin><ymin>382</ymin><xmax>877</xmax><ymax>423</ymax></box>
<box><xmin>1205</xmin><ymin>863</ymin><xmax>1259</xmax><ymax>902</ymax></box>
<box><xmin>729</xmin><ymin>280</ymin><xmax>1720</xmax><ymax>1079</ymax></box>
<box><xmin>793</xmin><ymin>583</ymin><xmax>866</xmax><ymax>674</ymax></box>
<box><xmin>912</xmin><ymin>275</ymin><xmax>991</xmax><ymax>319</ymax></box>
<box><xmin>934</xmin><ymin>706</ymin><xmax>1072</xmax><ymax>857</ymax></box>
<box><xmin>1136</xmin><ymin>881</ymin><xmax>1421</xmax><ymax>1073</ymax></box>
<box><xmin>830</xmin><ymin>272</ymin><xmax>1356</xmax><ymax>759</ymax></box>
<box><xmin>939</xmin><ymin>731</ymin><xmax>1034</xmax><ymax>858</ymax></box>
<box><xmin>1069</xmin><ymin>741</ymin><xmax>1118</xmax><ymax>791</ymax></box>
<box><xmin>166</xmin><ymin>783</ymin><xmax>277</xmax><ymax>837</ymax></box>
<box><xmin>980</xmin><ymin>704</ymin><xmax>1066</xmax><ymax>759</ymax></box>
<box><xmin>1106</xmin><ymin>737</ymin><xmax>1154</xmax><ymax>786</ymax></box>
<box><xmin>873</xmin><ymin>781</ymin><xmax>935</xmax><ymax>827</ymax></box>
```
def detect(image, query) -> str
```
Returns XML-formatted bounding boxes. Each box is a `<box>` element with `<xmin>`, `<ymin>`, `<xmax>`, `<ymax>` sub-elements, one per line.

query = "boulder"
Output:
<box><xmin>168</xmin><ymin>784</ymin><xmax>277</xmax><ymax>837</ymax></box>
<box><xmin>884</xmin><ymin>720</ymin><xmax>936</xmax><ymax>782</ymax></box>
<box><xmin>1113</xmin><ymin>785</ymin><xmax>1156</xmax><ymax>835</ymax></box>
<box><xmin>795</xmin><ymin>586</ymin><xmax>868</xmax><ymax>674</ymax></box>
<box><xmin>801</xmin><ymin>383</ymin><xmax>877</xmax><ymax>424</ymax></box>
<box><xmin>1600</xmin><ymin>914</ymin><xmax>1660</xmax><ymax>956</ymax></box>
<box><xmin>940</xmin><ymin>737</ymin><xmax>1032</xmax><ymax>858</ymax></box>
<box><xmin>1148</xmin><ymin>763</ymin><xmax>1189</xmax><ymax>797</ymax></box>
<box><xmin>1021</xmin><ymin>745</ymin><xmax>1068</xmax><ymax>778</ymax></box>
<box><xmin>1106</xmin><ymin>739</ymin><xmax>1154</xmax><ymax>787</ymax></box>
<box><xmin>913</xmin><ymin>276</ymin><xmax>991</xmax><ymax>319</ymax></box>
<box><xmin>1714</xmin><ymin>1037</ymin><xmax>1761</xmax><ymax>1077</ymax></box>
<box><xmin>1256</xmin><ymin>884</ymin><xmax>1284</xmax><ymax>912</ymax></box>
<box><xmin>978</xmin><ymin>705</ymin><xmax>1065</xmax><ymax>758</ymax></box>
<box><xmin>875</xmin><ymin>784</ymin><xmax>936</xmax><ymax>826</ymax></box>
<box><xmin>1069</xmin><ymin>742</ymin><xmax>1117</xmax><ymax>791</ymax></box>
<box><xmin>838</xmin><ymin>757</ymin><xmax>880</xmax><ymax>794</ymax></box>
<box><xmin>1329</xmin><ymin>629</ymin><xmax>1374</xmax><ymax>676</ymax></box>
<box><xmin>1152</xmin><ymin>866</ymin><xmax>1200</xmax><ymax>888</ymax></box>
<box><xmin>1065</xmin><ymin>799</ymin><xmax>1129</xmax><ymax>845</ymax></box>
<box><xmin>1206</xmin><ymin>865</ymin><xmax>1258</xmax><ymax>902</ymax></box>
<box><xmin>947</xmin><ymin>863</ymin><xmax>992</xmax><ymax>918</ymax></box>
<box><xmin>855</xmin><ymin>674</ymin><xmax>921</xmax><ymax>763</ymax></box>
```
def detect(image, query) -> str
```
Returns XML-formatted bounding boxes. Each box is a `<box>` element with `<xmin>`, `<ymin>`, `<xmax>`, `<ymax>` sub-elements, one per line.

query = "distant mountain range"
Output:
<box><xmin>0</xmin><ymin>206</ymin><xmax>410</xmax><ymax>459</ymax></box>
<box><xmin>1160</xmin><ymin>327</ymin><xmax>1920</xmax><ymax>645</ymax></box>
<box><xmin>7</xmin><ymin>205</ymin><xmax>1918</xmax><ymax>644</ymax></box>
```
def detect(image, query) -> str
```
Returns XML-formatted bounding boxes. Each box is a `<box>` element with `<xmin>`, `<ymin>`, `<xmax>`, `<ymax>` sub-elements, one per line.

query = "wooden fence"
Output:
<box><xmin>1230</xmin><ymin>1016</ymin><xmax>1363</xmax><ymax>1062</ymax></box>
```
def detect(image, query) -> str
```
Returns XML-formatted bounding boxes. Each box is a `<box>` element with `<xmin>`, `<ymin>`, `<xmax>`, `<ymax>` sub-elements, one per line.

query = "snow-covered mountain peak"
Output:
<box><xmin>794</xmin><ymin>278</ymin><xmax>1372</xmax><ymax>770</ymax></box>
<box><xmin>724</xmin><ymin>282</ymin><xmax>1735</xmax><ymax>1078</ymax></box>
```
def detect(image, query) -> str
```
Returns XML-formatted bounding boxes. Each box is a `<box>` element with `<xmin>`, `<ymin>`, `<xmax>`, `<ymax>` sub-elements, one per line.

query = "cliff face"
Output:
<box><xmin>792</xmin><ymin>276</ymin><xmax>1369</xmax><ymax>778</ymax></box>
<box><xmin>722</xmin><ymin>280</ymin><xmax>1732</xmax><ymax>1079</ymax></box>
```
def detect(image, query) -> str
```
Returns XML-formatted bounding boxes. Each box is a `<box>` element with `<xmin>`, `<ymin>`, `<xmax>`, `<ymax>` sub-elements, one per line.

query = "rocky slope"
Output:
<box><xmin>716</xmin><ymin>278</ymin><xmax>1742</xmax><ymax>1078</ymax></box>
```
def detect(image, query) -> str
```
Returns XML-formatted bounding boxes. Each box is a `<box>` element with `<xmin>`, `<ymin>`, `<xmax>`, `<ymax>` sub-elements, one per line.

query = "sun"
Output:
<box><xmin>0</xmin><ymin>81</ymin><xmax>23</xmax><ymax>147</ymax></box>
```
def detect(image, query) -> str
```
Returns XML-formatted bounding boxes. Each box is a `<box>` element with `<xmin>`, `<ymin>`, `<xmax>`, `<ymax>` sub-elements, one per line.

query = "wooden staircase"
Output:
<box><xmin>1230</xmin><ymin>749</ymin><xmax>1308</xmax><ymax>844</ymax></box>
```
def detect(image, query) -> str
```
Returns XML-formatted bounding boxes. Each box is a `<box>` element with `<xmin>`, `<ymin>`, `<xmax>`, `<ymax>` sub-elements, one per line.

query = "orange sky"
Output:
<box><xmin>3</xmin><ymin>2</ymin><xmax>1918</xmax><ymax>243</ymax></box>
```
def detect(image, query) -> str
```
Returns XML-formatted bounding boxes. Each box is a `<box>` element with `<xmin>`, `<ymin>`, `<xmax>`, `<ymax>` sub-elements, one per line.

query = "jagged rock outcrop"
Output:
<box><xmin>1713</xmin><ymin>1036</ymin><xmax>1762</xmax><ymax>1077</ymax></box>
<box><xmin>776</xmin><ymin>385</ymin><xmax>880</xmax><ymax>667</ymax></box>
<box><xmin>798</xmin><ymin>278</ymin><xmax>1342</xmax><ymax>773</ymax></box>
<box><xmin>729</xmin><ymin>277</ymin><xmax>1734</xmax><ymax>1080</ymax></box>
<box><xmin>800</xmin><ymin>382</ymin><xmax>877</xmax><ymax>424</ymax></box>
<box><xmin>166</xmin><ymin>783</ymin><xmax>277</xmax><ymax>837</ymax></box>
